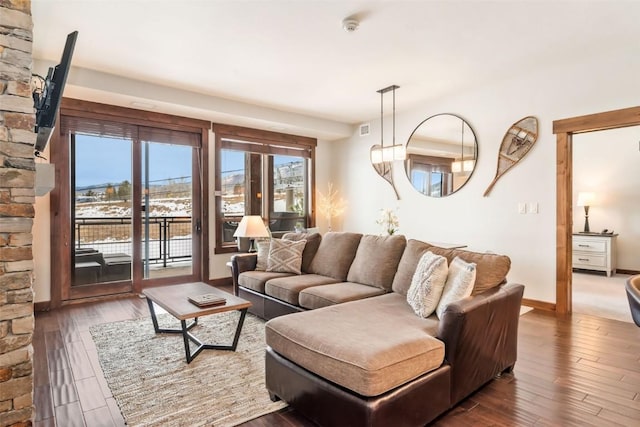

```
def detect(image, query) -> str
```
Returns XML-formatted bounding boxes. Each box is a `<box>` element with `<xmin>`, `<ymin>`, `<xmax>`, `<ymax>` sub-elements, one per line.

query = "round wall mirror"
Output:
<box><xmin>404</xmin><ymin>113</ymin><xmax>478</xmax><ymax>197</ymax></box>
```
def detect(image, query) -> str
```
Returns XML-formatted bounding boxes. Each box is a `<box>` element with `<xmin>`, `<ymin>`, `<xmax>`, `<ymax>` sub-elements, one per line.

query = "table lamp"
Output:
<box><xmin>233</xmin><ymin>216</ymin><xmax>270</xmax><ymax>252</ymax></box>
<box><xmin>576</xmin><ymin>192</ymin><xmax>595</xmax><ymax>233</ymax></box>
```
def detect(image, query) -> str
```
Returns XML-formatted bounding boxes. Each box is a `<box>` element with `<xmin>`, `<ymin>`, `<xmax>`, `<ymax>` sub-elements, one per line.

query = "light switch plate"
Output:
<box><xmin>518</xmin><ymin>203</ymin><xmax>527</xmax><ymax>214</ymax></box>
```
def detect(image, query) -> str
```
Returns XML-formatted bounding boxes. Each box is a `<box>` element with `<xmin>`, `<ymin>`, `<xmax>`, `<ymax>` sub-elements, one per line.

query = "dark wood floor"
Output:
<box><xmin>33</xmin><ymin>294</ymin><xmax>640</xmax><ymax>426</ymax></box>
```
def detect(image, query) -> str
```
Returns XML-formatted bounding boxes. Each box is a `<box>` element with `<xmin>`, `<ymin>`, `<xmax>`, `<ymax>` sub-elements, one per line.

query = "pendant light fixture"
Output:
<box><xmin>451</xmin><ymin>120</ymin><xmax>474</xmax><ymax>173</ymax></box>
<box><xmin>371</xmin><ymin>85</ymin><xmax>406</xmax><ymax>164</ymax></box>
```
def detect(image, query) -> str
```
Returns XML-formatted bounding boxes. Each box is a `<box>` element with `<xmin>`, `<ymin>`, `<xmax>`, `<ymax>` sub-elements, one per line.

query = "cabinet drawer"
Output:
<box><xmin>572</xmin><ymin>254</ymin><xmax>606</xmax><ymax>267</ymax></box>
<box><xmin>572</xmin><ymin>240</ymin><xmax>606</xmax><ymax>253</ymax></box>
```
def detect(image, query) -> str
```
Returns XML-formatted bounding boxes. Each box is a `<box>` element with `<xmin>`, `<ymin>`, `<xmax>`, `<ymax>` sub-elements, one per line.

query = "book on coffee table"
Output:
<box><xmin>188</xmin><ymin>293</ymin><xmax>227</xmax><ymax>307</ymax></box>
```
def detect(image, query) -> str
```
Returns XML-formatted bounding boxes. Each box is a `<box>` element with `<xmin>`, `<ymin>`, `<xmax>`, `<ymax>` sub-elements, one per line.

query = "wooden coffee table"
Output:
<box><xmin>142</xmin><ymin>282</ymin><xmax>252</xmax><ymax>363</ymax></box>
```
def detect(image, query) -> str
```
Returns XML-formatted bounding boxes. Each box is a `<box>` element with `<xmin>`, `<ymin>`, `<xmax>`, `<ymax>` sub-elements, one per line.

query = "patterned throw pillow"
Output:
<box><xmin>266</xmin><ymin>239</ymin><xmax>307</xmax><ymax>275</ymax></box>
<box><xmin>436</xmin><ymin>256</ymin><xmax>477</xmax><ymax>319</ymax></box>
<box><xmin>406</xmin><ymin>251</ymin><xmax>449</xmax><ymax>318</ymax></box>
<box><xmin>255</xmin><ymin>239</ymin><xmax>271</xmax><ymax>271</ymax></box>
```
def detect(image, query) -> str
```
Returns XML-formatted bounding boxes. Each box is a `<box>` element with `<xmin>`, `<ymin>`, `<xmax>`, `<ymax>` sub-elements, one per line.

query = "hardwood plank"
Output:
<box><xmin>66</xmin><ymin>340</ymin><xmax>95</xmax><ymax>381</ymax></box>
<box><xmin>105</xmin><ymin>397</ymin><xmax>126</xmax><ymax>427</ymax></box>
<box><xmin>75</xmin><ymin>377</ymin><xmax>107</xmax><ymax>412</ymax></box>
<box><xmin>86</xmin><ymin>347</ymin><xmax>112</xmax><ymax>398</ymax></box>
<box><xmin>33</xmin><ymin>331</ymin><xmax>50</xmax><ymax>387</ymax></box>
<box><xmin>54</xmin><ymin>401</ymin><xmax>86</xmax><ymax>427</ymax></box>
<box><xmin>50</xmin><ymin>371</ymin><xmax>78</xmax><ymax>407</ymax></box>
<box><xmin>583</xmin><ymin>394</ymin><xmax>640</xmax><ymax>418</ymax></box>
<box><xmin>34</xmin><ymin>385</ymin><xmax>54</xmax><ymax>421</ymax></box>
<box><xmin>597</xmin><ymin>408</ymin><xmax>640</xmax><ymax>426</ymax></box>
<box><xmin>34</xmin><ymin>418</ymin><xmax>56</xmax><ymax>427</ymax></box>
<box><xmin>83</xmin><ymin>406</ymin><xmax>117</xmax><ymax>427</ymax></box>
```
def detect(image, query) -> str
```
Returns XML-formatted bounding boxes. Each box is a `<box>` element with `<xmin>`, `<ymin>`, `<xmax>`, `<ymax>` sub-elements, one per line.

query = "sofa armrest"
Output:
<box><xmin>436</xmin><ymin>282</ymin><xmax>524</xmax><ymax>404</ymax></box>
<box><xmin>230</xmin><ymin>253</ymin><xmax>258</xmax><ymax>295</ymax></box>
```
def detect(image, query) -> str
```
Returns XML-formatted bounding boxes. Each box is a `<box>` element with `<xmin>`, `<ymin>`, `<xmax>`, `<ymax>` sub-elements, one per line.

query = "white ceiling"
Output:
<box><xmin>31</xmin><ymin>0</ymin><xmax>640</xmax><ymax>139</ymax></box>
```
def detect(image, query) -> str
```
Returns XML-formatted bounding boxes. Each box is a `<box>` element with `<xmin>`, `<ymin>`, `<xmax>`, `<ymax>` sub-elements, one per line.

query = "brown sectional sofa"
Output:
<box><xmin>230</xmin><ymin>232</ymin><xmax>524</xmax><ymax>426</ymax></box>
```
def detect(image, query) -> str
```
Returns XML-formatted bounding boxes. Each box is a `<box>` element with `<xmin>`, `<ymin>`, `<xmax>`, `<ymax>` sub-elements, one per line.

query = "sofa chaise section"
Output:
<box><xmin>263</xmin><ymin>236</ymin><xmax>523</xmax><ymax>427</ymax></box>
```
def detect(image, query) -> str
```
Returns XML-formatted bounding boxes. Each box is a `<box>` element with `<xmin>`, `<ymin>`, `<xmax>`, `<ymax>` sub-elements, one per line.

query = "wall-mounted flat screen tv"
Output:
<box><xmin>33</xmin><ymin>30</ymin><xmax>78</xmax><ymax>157</ymax></box>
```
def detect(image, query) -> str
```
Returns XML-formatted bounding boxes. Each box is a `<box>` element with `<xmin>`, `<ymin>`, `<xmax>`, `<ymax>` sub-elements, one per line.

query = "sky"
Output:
<box><xmin>75</xmin><ymin>134</ymin><xmax>192</xmax><ymax>189</ymax></box>
<box><xmin>74</xmin><ymin>133</ymin><xmax>302</xmax><ymax>189</ymax></box>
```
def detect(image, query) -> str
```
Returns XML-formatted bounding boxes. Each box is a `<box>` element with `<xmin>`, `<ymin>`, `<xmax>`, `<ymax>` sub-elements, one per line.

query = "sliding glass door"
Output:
<box><xmin>139</xmin><ymin>138</ymin><xmax>199</xmax><ymax>280</ymax></box>
<box><xmin>67</xmin><ymin>127</ymin><xmax>202</xmax><ymax>300</ymax></box>
<box><xmin>72</xmin><ymin>134</ymin><xmax>134</xmax><ymax>294</ymax></box>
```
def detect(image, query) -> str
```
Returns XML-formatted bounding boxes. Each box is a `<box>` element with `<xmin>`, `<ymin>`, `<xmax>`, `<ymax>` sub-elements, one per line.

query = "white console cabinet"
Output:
<box><xmin>572</xmin><ymin>233</ymin><xmax>618</xmax><ymax>277</ymax></box>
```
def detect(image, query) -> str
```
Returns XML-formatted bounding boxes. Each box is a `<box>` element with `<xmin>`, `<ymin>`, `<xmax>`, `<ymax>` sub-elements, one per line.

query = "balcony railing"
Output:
<box><xmin>75</xmin><ymin>216</ymin><xmax>192</xmax><ymax>267</ymax></box>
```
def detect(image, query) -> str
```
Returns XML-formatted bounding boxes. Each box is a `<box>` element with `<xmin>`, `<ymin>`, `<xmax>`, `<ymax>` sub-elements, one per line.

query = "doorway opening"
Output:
<box><xmin>553</xmin><ymin>106</ymin><xmax>640</xmax><ymax>315</ymax></box>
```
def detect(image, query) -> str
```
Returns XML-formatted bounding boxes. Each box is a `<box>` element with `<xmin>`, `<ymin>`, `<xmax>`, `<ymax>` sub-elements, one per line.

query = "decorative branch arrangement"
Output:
<box><xmin>317</xmin><ymin>182</ymin><xmax>347</xmax><ymax>231</ymax></box>
<box><xmin>484</xmin><ymin>116</ymin><xmax>539</xmax><ymax>197</ymax></box>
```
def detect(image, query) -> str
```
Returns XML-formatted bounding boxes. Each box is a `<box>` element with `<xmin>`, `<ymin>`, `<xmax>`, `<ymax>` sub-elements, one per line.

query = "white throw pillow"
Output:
<box><xmin>406</xmin><ymin>251</ymin><xmax>449</xmax><ymax>318</ymax></box>
<box><xmin>436</xmin><ymin>256</ymin><xmax>477</xmax><ymax>319</ymax></box>
<box><xmin>266</xmin><ymin>239</ymin><xmax>306</xmax><ymax>275</ymax></box>
<box><xmin>255</xmin><ymin>239</ymin><xmax>271</xmax><ymax>271</ymax></box>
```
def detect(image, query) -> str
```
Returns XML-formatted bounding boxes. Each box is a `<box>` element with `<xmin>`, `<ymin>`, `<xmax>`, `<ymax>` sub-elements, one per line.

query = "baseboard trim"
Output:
<box><xmin>617</xmin><ymin>269</ymin><xmax>640</xmax><ymax>275</ymax></box>
<box><xmin>522</xmin><ymin>298</ymin><xmax>556</xmax><ymax>312</ymax></box>
<box><xmin>34</xmin><ymin>301</ymin><xmax>51</xmax><ymax>312</ymax></box>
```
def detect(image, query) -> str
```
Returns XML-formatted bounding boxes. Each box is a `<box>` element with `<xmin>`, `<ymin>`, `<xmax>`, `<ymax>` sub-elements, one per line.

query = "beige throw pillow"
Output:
<box><xmin>255</xmin><ymin>239</ymin><xmax>271</xmax><ymax>271</ymax></box>
<box><xmin>436</xmin><ymin>256</ymin><xmax>477</xmax><ymax>319</ymax></box>
<box><xmin>407</xmin><ymin>251</ymin><xmax>449</xmax><ymax>318</ymax></box>
<box><xmin>266</xmin><ymin>239</ymin><xmax>306</xmax><ymax>275</ymax></box>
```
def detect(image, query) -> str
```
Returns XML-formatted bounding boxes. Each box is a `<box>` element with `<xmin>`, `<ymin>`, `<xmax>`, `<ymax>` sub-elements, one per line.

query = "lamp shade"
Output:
<box><xmin>371</xmin><ymin>144</ymin><xmax>406</xmax><ymax>164</ymax></box>
<box><xmin>233</xmin><ymin>215</ymin><xmax>270</xmax><ymax>238</ymax></box>
<box><xmin>576</xmin><ymin>192</ymin><xmax>596</xmax><ymax>207</ymax></box>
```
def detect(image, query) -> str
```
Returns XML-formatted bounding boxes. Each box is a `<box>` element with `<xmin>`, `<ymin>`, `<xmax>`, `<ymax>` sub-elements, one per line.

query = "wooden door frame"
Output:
<box><xmin>553</xmin><ymin>106</ymin><xmax>640</xmax><ymax>314</ymax></box>
<box><xmin>50</xmin><ymin>98</ymin><xmax>211</xmax><ymax>308</ymax></box>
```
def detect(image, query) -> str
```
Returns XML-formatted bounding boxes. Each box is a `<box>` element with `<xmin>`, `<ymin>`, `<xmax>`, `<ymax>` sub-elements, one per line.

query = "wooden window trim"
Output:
<box><xmin>213</xmin><ymin>124</ymin><xmax>316</xmax><ymax>254</ymax></box>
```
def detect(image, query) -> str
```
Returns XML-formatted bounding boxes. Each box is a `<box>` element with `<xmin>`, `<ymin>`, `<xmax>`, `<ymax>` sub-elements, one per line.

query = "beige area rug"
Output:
<box><xmin>90</xmin><ymin>311</ymin><xmax>286</xmax><ymax>427</ymax></box>
<box><xmin>573</xmin><ymin>272</ymin><xmax>633</xmax><ymax>323</ymax></box>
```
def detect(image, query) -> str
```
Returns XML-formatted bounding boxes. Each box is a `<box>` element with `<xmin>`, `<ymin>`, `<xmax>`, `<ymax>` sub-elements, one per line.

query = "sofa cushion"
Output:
<box><xmin>265</xmin><ymin>293</ymin><xmax>444</xmax><ymax>397</ymax></box>
<box><xmin>392</xmin><ymin>239</ymin><xmax>511</xmax><ymax>296</ymax></box>
<box><xmin>266</xmin><ymin>239</ymin><xmax>306</xmax><ymax>275</ymax></box>
<box><xmin>450</xmin><ymin>248</ymin><xmax>510</xmax><ymax>295</ymax></box>
<box><xmin>393</xmin><ymin>240</ymin><xmax>437</xmax><ymax>295</ymax></box>
<box><xmin>238</xmin><ymin>270</ymin><xmax>293</xmax><ymax>293</ymax></box>
<box><xmin>346</xmin><ymin>234</ymin><xmax>407</xmax><ymax>290</ymax></box>
<box><xmin>308</xmin><ymin>232</ymin><xmax>362</xmax><ymax>281</ymax></box>
<box><xmin>283</xmin><ymin>232</ymin><xmax>322</xmax><ymax>273</ymax></box>
<box><xmin>299</xmin><ymin>282</ymin><xmax>387</xmax><ymax>310</ymax></box>
<box><xmin>265</xmin><ymin>274</ymin><xmax>340</xmax><ymax>305</ymax></box>
<box><xmin>255</xmin><ymin>239</ymin><xmax>271</xmax><ymax>271</ymax></box>
<box><xmin>436</xmin><ymin>256</ymin><xmax>477</xmax><ymax>318</ymax></box>
<box><xmin>407</xmin><ymin>252</ymin><xmax>448</xmax><ymax>318</ymax></box>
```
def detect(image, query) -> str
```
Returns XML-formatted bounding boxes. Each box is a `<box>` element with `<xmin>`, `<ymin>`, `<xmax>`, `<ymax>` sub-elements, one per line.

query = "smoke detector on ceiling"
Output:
<box><xmin>342</xmin><ymin>18</ymin><xmax>359</xmax><ymax>33</ymax></box>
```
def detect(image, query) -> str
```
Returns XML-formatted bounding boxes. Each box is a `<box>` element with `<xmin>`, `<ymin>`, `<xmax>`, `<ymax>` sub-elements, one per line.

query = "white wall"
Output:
<box><xmin>329</xmin><ymin>47</ymin><xmax>640</xmax><ymax>303</ymax></box>
<box><xmin>573</xmin><ymin>127</ymin><xmax>640</xmax><ymax>271</ymax></box>
<box><xmin>32</xmin><ymin>47</ymin><xmax>640</xmax><ymax>305</ymax></box>
<box><xmin>33</xmin><ymin>193</ymin><xmax>51</xmax><ymax>303</ymax></box>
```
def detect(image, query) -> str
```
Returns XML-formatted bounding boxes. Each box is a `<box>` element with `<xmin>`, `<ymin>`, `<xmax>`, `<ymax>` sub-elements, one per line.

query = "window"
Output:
<box><xmin>214</xmin><ymin>124</ymin><xmax>316</xmax><ymax>253</ymax></box>
<box><xmin>407</xmin><ymin>154</ymin><xmax>453</xmax><ymax>197</ymax></box>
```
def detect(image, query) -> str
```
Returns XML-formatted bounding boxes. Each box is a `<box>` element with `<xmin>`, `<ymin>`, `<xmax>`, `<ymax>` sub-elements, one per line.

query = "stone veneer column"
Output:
<box><xmin>0</xmin><ymin>0</ymin><xmax>36</xmax><ymax>426</ymax></box>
